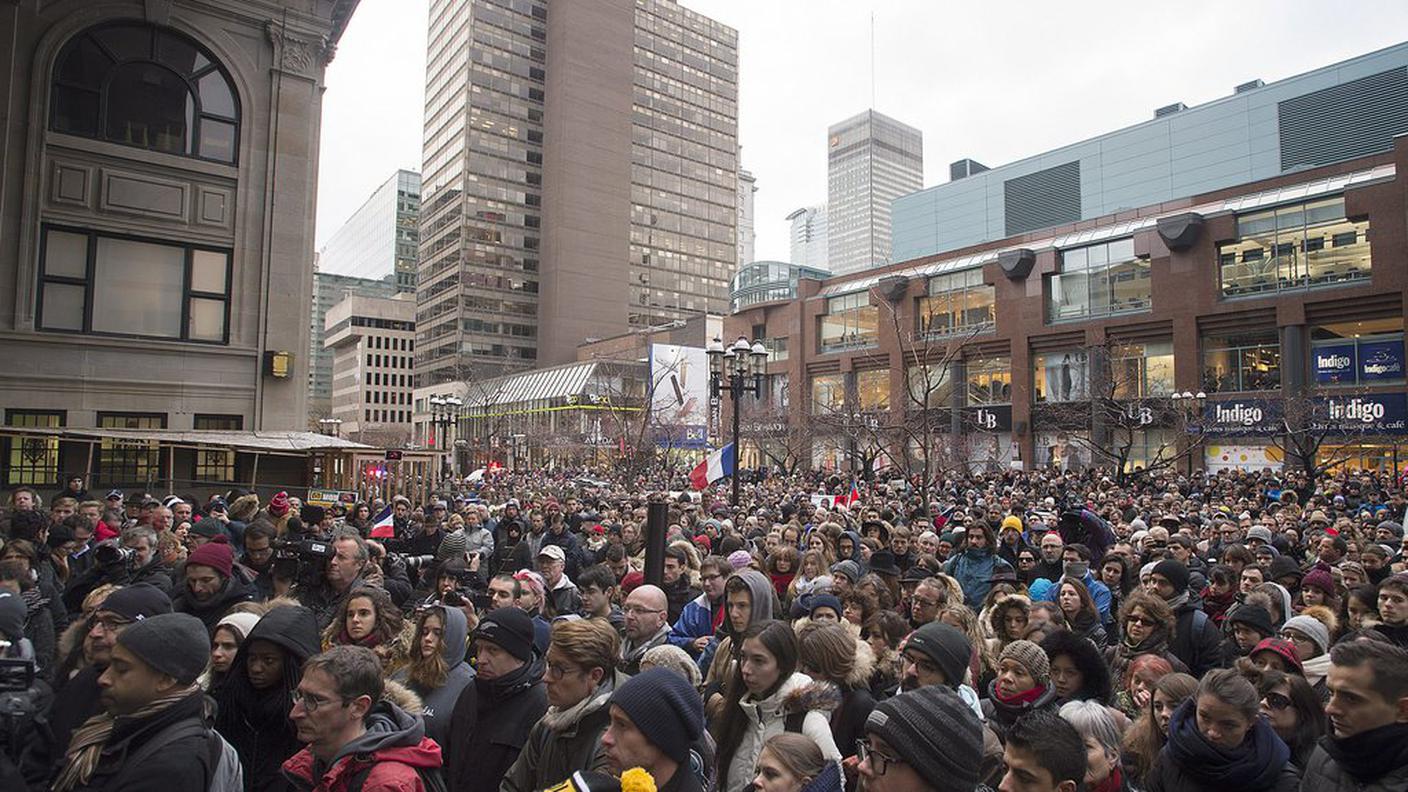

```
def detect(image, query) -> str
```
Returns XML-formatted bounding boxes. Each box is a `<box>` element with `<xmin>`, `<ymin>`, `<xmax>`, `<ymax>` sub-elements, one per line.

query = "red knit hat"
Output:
<box><xmin>186</xmin><ymin>542</ymin><xmax>234</xmax><ymax>579</ymax></box>
<box><xmin>268</xmin><ymin>491</ymin><xmax>290</xmax><ymax>517</ymax></box>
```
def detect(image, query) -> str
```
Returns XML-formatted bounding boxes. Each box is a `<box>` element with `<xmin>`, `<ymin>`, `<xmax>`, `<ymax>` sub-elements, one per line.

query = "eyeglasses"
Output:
<box><xmin>1262</xmin><ymin>691</ymin><xmax>1292</xmax><ymax>711</ymax></box>
<box><xmin>90</xmin><ymin>616</ymin><xmax>132</xmax><ymax>634</ymax></box>
<box><xmin>911</xmin><ymin>596</ymin><xmax>940</xmax><ymax>609</ymax></box>
<box><xmin>291</xmin><ymin>690</ymin><xmax>349</xmax><ymax>713</ymax></box>
<box><xmin>545</xmin><ymin>661</ymin><xmax>584</xmax><ymax>680</ymax></box>
<box><xmin>855</xmin><ymin>740</ymin><xmax>904</xmax><ymax>776</ymax></box>
<box><xmin>623</xmin><ymin>605</ymin><xmax>663</xmax><ymax>616</ymax></box>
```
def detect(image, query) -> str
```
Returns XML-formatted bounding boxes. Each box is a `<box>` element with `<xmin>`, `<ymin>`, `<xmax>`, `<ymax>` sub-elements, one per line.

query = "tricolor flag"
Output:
<box><xmin>688</xmin><ymin>443</ymin><xmax>735</xmax><ymax>490</ymax></box>
<box><xmin>369</xmin><ymin>505</ymin><xmax>396</xmax><ymax>538</ymax></box>
<box><xmin>845</xmin><ymin>479</ymin><xmax>861</xmax><ymax>506</ymax></box>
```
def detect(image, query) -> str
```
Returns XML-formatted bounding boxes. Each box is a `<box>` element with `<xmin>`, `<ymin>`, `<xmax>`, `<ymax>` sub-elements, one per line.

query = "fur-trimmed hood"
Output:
<box><xmin>782</xmin><ymin>676</ymin><xmax>842</xmax><ymax>715</ymax></box>
<box><xmin>382</xmin><ymin>678</ymin><xmax>423</xmax><ymax>715</ymax></box>
<box><xmin>228</xmin><ymin>493</ymin><xmax>261</xmax><ymax>522</ymax></box>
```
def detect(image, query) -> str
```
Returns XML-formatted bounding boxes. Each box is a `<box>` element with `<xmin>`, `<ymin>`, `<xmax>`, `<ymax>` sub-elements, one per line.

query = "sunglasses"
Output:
<box><xmin>1262</xmin><ymin>691</ymin><xmax>1292</xmax><ymax>711</ymax></box>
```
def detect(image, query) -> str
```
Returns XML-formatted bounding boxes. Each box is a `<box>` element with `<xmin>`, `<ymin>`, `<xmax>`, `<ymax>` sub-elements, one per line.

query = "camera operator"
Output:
<box><xmin>61</xmin><ymin>526</ymin><xmax>171</xmax><ymax>613</ymax></box>
<box><xmin>0</xmin><ymin>590</ymin><xmax>49</xmax><ymax>789</ymax></box>
<box><xmin>240</xmin><ymin>521</ymin><xmax>278</xmax><ymax>600</ymax></box>
<box><xmin>364</xmin><ymin>537</ymin><xmax>414</xmax><ymax>607</ymax></box>
<box><xmin>296</xmin><ymin>529</ymin><xmax>376</xmax><ymax>630</ymax></box>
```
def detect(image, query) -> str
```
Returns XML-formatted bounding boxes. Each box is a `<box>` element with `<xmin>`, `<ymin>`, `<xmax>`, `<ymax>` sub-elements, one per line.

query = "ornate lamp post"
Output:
<box><xmin>428</xmin><ymin>394</ymin><xmax>463</xmax><ymax>477</ymax></box>
<box><xmin>706</xmin><ymin>335</ymin><xmax>768</xmax><ymax>506</ymax></box>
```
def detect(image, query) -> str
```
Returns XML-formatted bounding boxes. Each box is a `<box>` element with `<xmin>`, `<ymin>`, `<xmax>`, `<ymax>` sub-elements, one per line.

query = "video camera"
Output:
<box><xmin>272</xmin><ymin>536</ymin><xmax>335</xmax><ymax>588</ymax></box>
<box><xmin>0</xmin><ymin>653</ymin><xmax>41</xmax><ymax>762</ymax></box>
<box><xmin>94</xmin><ymin>540</ymin><xmax>137</xmax><ymax>568</ymax></box>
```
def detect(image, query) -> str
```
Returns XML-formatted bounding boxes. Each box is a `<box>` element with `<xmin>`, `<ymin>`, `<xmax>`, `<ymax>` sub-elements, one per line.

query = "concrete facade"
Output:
<box><xmin>787</xmin><ymin>203</ymin><xmax>828</xmax><ymax>270</ymax></box>
<box><xmin>827</xmin><ymin>110</ymin><xmax>923</xmax><ymax>276</ymax></box>
<box><xmin>309</xmin><ymin>269</ymin><xmax>398</xmax><ymax>418</ymax></box>
<box><xmin>326</xmin><ymin>293</ymin><xmax>415</xmax><ymax>442</ymax></box>
<box><xmin>0</xmin><ymin>0</ymin><xmax>356</xmax><ymax>455</ymax></box>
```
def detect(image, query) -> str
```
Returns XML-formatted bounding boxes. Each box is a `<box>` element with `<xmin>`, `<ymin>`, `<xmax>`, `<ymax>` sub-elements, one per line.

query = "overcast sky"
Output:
<box><xmin>315</xmin><ymin>0</ymin><xmax>1408</xmax><ymax>262</ymax></box>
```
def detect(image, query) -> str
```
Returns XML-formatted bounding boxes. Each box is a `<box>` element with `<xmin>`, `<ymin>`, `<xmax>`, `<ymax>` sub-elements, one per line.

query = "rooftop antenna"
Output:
<box><xmin>870</xmin><ymin>11</ymin><xmax>876</xmax><ymax>107</ymax></box>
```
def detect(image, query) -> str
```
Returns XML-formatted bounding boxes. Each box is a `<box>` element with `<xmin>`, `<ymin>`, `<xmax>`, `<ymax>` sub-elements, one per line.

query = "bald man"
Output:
<box><xmin>619</xmin><ymin>584</ymin><xmax>671</xmax><ymax>675</ymax></box>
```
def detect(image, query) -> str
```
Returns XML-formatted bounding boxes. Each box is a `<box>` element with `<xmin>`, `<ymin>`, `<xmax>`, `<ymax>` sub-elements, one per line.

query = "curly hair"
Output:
<box><xmin>1041</xmin><ymin>627</ymin><xmax>1112</xmax><ymax>703</ymax></box>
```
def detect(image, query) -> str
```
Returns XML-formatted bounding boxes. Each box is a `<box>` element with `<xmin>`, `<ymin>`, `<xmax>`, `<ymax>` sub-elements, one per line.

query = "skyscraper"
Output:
<box><xmin>786</xmin><ymin>204</ymin><xmax>829</xmax><ymax>270</ymax></box>
<box><xmin>309</xmin><ymin>269</ymin><xmax>399</xmax><ymax>418</ymax></box>
<box><xmin>826</xmin><ymin>110</ymin><xmax>923</xmax><ymax>276</ymax></box>
<box><xmin>737</xmin><ymin>167</ymin><xmax>756</xmax><ymax>269</ymax></box>
<box><xmin>317</xmin><ymin>169</ymin><xmax>421</xmax><ymax>293</ymax></box>
<box><xmin>415</xmin><ymin>0</ymin><xmax>739</xmax><ymax>385</ymax></box>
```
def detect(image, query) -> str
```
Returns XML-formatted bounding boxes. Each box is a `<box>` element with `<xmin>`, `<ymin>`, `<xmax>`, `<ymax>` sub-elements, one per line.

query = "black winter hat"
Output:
<box><xmin>300</xmin><ymin>504</ymin><xmax>326</xmax><ymax>525</ymax></box>
<box><xmin>865</xmin><ymin>685</ymin><xmax>981</xmax><ymax>792</ymax></box>
<box><xmin>904</xmin><ymin>622</ymin><xmax>972</xmax><ymax>689</ymax></box>
<box><xmin>99</xmin><ymin>583</ymin><xmax>172</xmax><ymax>622</ymax></box>
<box><xmin>1268</xmin><ymin>556</ymin><xmax>1302</xmax><ymax>584</ymax></box>
<box><xmin>609</xmin><ymin>666</ymin><xmax>704</xmax><ymax>764</ymax></box>
<box><xmin>1151</xmin><ymin>560</ymin><xmax>1191</xmax><ymax>594</ymax></box>
<box><xmin>117</xmin><ymin>612</ymin><xmax>210</xmax><ymax>685</ymax></box>
<box><xmin>1227</xmin><ymin>604</ymin><xmax>1276</xmax><ymax>638</ymax></box>
<box><xmin>475</xmin><ymin>607</ymin><xmax>537</xmax><ymax>663</ymax></box>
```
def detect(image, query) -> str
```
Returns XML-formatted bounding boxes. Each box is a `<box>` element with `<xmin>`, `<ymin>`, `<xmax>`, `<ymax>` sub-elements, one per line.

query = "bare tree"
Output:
<box><xmin>1270</xmin><ymin>390</ymin><xmax>1381</xmax><ymax>483</ymax></box>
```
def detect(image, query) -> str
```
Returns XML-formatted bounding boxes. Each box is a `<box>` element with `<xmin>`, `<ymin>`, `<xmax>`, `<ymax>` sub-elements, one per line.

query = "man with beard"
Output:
<box><xmin>241</xmin><ymin>521</ymin><xmax>277</xmax><ymax>600</ymax></box>
<box><xmin>1031</xmin><ymin>532</ymin><xmax>1065</xmax><ymax>584</ymax></box>
<box><xmin>894</xmin><ymin>622</ymin><xmax>1004</xmax><ymax>788</ymax></box>
<box><xmin>446</xmin><ymin>608</ymin><xmax>548</xmax><ymax>792</ymax></box>
<box><xmin>171</xmin><ymin>541</ymin><xmax>255</xmax><ymax>632</ymax></box>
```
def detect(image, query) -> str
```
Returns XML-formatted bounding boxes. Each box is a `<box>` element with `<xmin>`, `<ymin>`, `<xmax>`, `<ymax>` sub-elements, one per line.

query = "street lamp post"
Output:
<box><xmin>1170</xmin><ymin>391</ymin><xmax>1207</xmax><ymax>474</ymax></box>
<box><xmin>317</xmin><ymin>417</ymin><xmax>343</xmax><ymax>438</ymax></box>
<box><xmin>706</xmin><ymin>335</ymin><xmax>768</xmax><ymax>507</ymax></box>
<box><xmin>428</xmin><ymin>394</ymin><xmax>463</xmax><ymax>478</ymax></box>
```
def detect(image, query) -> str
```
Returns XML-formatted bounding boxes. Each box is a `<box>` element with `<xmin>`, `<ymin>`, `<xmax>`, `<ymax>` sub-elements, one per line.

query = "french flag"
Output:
<box><xmin>369</xmin><ymin>505</ymin><xmax>396</xmax><ymax>538</ymax></box>
<box><xmin>689</xmin><ymin>443</ymin><xmax>735</xmax><ymax>490</ymax></box>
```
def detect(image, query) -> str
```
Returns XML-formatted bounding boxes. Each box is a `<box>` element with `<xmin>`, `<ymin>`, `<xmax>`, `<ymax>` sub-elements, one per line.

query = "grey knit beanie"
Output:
<box><xmin>116</xmin><ymin>612</ymin><xmax>210</xmax><ymax>685</ymax></box>
<box><xmin>1000</xmin><ymin>639</ymin><xmax>1050</xmax><ymax>685</ymax></box>
<box><xmin>437</xmin><ymin>529</ymin><xmax>468</xmax><ymax>562</ymax></box>
<box><xmin>865</xmin><ymin>685</ymin><xmax>981</xmax><ymax>792</ymax></box>
<box><xmin>1282</xmin><ymin>615</ymin><xmax>1330</xmax><ymax>655</ymax></box>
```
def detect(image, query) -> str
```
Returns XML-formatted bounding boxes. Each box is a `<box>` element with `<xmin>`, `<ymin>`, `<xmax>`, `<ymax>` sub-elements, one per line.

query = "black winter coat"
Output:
<box><xmin>172</xmin><ymin>575</ymin><xmax>256</xmax><ymax>633</ymax></box>
<box><xmin>1168</xmin><ymin>602</ymin><xmax>1226</xmax><ymax>678</ymax></box>
<box><xmin>65</xmin><ymin>692</ymin><xmax>216</xmax><ymax>792</ymax></box>
<box><xmin>445</xmin><ymin>659</ymin><xmax>549</xmax><ymax>792</ymax></box>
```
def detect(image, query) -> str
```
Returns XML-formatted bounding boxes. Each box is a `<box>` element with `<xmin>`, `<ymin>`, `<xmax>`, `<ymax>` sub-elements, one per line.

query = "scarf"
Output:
<box><xmin>336</xmin><ymin>626</ymin><xmax>383</xmax><ymax>649</ymax></box>
<box><xmin>994</xmin><ymin>683</ymin><xmax>1048</xmax><ymax>707</ymax></box>
<box><xmin>53</xmin><ymin>684</ymin><xmax>200</xmax><ymax>792</ymax></box>
<box><xmin>1320</xmin><ymin>722</ymin><xmax>1408</xmax><ymax>782</ymax></box>
<box><xmin>620</xmin><ymin>623</ymin><xmax>670</xmax><ymax>667</ymax></box>
<box><xmin>1092</xmin><ymin>767</ymin><xmax>1123</xmax><ymax>792</ymax></box>
<box><xmin>1165</xmin><ymin>591</ymin><xmax>1190</xmax><ymax>612</ymax></box>
<box><xmin>476</xmin><ymin>655</ymin><xmax>544</xmax><ymax>705</ymax></box>
<box><xmin>1165</xmin><ymin>698</ymin><xmax>1289</xmax><ymax>788</ymax></box>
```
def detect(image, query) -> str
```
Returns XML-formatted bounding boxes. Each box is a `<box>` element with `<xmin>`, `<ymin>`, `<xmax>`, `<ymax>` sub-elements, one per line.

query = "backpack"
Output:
<box><xmin>108</xmin><ymin>718</ymin><xmax>243</xmax><ymax>792</ymax></box>
<box><xmin>346</xmin><ymin>755</ymin><xmax>449</xmax><ymax>792</ymax></box>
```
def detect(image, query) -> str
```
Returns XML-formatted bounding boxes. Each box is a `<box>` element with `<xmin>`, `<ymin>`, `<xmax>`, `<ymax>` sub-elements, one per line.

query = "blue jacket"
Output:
<box><xmin>945</xmin><ymin>548</ymin><xmax>1012</xmax><ymax>607</ymax></box>
<box><xmin>668</xmin><ymin>593</ymin><xmax>719</xmax><ymax>648</ymax></box>
<box><xmin>1030</xmin><ymin>572</ymin><xmax>1113</xmax><ymax>624</ymax></box>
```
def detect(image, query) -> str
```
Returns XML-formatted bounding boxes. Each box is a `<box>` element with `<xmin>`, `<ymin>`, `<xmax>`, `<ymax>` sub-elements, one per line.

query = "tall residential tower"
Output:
<box><xmin>415</xmin><ymin>0</ymin><xmax>739</xmax><ymax>385</ymax></box>
<box><xmin>826</xmin><ymin>110</ymin><xmax>923</xmax><ymax>276</ymax></box>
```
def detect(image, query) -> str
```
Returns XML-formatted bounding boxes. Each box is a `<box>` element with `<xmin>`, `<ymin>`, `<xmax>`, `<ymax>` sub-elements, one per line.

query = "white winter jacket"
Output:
<box><xmin>721</xmin><ymin>672</ymin><xmax>841</xmax><ymax>792</ymax></box>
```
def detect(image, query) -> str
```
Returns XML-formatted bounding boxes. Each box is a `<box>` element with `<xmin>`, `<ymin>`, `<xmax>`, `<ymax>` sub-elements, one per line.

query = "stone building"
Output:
<box><xmin>0</xmin><ymin>0</ymin><xmax>358</xmax><ymax>489</ymax></box>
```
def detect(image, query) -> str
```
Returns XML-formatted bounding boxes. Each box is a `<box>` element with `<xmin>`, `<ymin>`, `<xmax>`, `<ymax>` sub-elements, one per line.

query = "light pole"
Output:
<box><xmin>317</xmin><ymin>417</ymin><xmax>342</xmax><ymax>438</ymax></box>
<box><xmin>1171</xmin><ymin>391</ymin><xmax>1207</xmax><ymax>473</ymax></box>
<box><xmin>707</xmin><ymin>335</ymin><xmax>768</xmax><ymax>507</ymax></box>
<box><xmin>428</xmin><ymin>394</ymin><xmax>463</xmax><ymax>478</ymax></box>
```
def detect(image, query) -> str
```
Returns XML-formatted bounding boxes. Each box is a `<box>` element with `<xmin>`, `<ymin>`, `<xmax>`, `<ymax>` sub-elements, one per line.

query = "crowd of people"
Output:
<box><xmin>1</xmin><ymin>463</ymin><xmax>1407</xmax><ymax>792</ymax></box>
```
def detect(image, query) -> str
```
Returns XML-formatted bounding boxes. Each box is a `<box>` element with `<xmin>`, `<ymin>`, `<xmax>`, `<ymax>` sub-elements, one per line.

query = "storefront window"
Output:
<box><xmin>1310</xmin><ymin>318</ymin><xmax>1404</xmax><ymax>386</ymax></box>
<box><xmin>811</xmin><ymin>373</ymin><xmax>846</xmax><ymax>413</ymax></box>
<box><xmin>1202</xmin><ymin>331</ymin><xmax>1281</xmax><ymax>393</ymax></box>
<box><xmin>1219</xmin><ymin>196</ymin><xmax>1371</xmax><ymax>297</ymax></box>
<box><xmin>906</xmin><ymin>363</ymin><xmax>955</xmax><ymax>409</ymax></box>
<box><xmin>1047</xmin><ymin>238</ymin><xmax>1150</xmax><ymax>322</ymax></box>
<box><xmin>857</xmin><ymin>369</ymin><xmax>890</xmax><ymax>410</ymax></box>
<box><xmin>1033</xmin><ymin>349</ymin><xmax>1090</xmax><ymax>403</ymax></box>
<box><xmin>967</xmin><ymin>357</ymin><xmax>1012</xmax><ymax>405</ymax></box>
<box><xmin>918</xmin><ymin>269</ymin><xmax>994</xmax><ymax>337</ymax></box>
<box><xmin>818</xmin><ymin>292</ymin><xmax>878</xmax><ymax>353</ymax></box>
<box><xmin>1110</xmin><ymin>342</ymin><xmax>1174</xmax><ymax>400</ymax></box>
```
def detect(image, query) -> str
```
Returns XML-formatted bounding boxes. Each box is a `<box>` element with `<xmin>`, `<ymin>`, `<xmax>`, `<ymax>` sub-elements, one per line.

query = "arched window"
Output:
<box><xmin>50</xmin><ymin>22</ymin><xmax>240</xmax><ymax>163</ymax></box>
